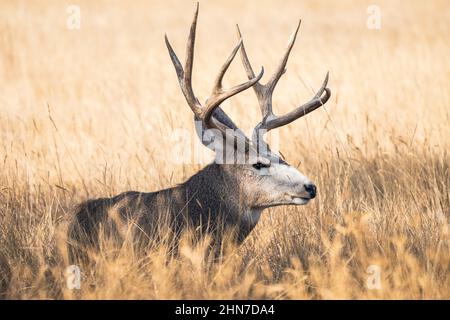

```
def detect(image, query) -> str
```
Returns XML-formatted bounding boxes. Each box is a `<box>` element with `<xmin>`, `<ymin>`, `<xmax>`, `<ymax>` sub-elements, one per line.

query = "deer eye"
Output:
<box><xmin>253</xmin><ymin>162</ymin><xmax>271</xmax><ymax>170</ymax></box>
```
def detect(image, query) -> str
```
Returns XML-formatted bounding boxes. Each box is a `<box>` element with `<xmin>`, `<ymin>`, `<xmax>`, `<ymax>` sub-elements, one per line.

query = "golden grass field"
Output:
<box><xmin>0</xmin><ymin>0</ymin><xmax>449</xmax><ymax>299</ymax></box>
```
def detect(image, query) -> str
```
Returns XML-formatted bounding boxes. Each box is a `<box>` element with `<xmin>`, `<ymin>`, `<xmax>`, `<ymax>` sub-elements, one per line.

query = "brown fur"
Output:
<box><xmin>67</xmin><ymin>163</ymin><xmax>265</xmax><ymax>262</ymax></box>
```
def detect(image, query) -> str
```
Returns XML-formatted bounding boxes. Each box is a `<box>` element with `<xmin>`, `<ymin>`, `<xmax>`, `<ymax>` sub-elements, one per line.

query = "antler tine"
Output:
<box><xmin>203</xmin><ymin>40</ymin><xmax>264</xmax><ymax>128</ymax></box>
<box><xmin>236</xmin><ymin>22</ymin><xmax>300</xmax><ymax>119</ymax></box>
<box><xmin>165</xmin><ymin>3</ymin><xmax>202</xmax><ymax>116</ymax></box>
<box><xmin>236</xmin><ymin>24</ymin><xmax>273</xmax><ymax>122</ymax></box>
<box><xmin>184</xmin><ymin>2</ymin><xmax>199</xmax><ymax>94</ymax></box>
<box><xmin>266</xmin><ymin>20</ymin><xmax>301</xmax><ymax>92</ymax></box>
<box><xmin>202</xmin><ymin>39</ymin><xmax>263</xmax><ymax>153</ymax></box>
<box><xmin>166</xmin><ymin>2</ymin><xmax>264</xmax><ymax>153</ymax></box>
<box><xmin>211</xmin><ymin>39</ymin><xmax>243</xmax><ymax>94</ymax></box>
<box><xmin>235</xmin><ymin>26</ymin><xmax>256</xmax><ymax>79</ymax></box>
<box><xmin>259</xmin><ymin>72</ymin><xmax>331</xmax><ymax>131</ymax></box>
<box><xmin>314</xmin><ymin>71</ymin><xmax>329</xmax><ymax>99</ymax></box>
<box><xmin>237</xmin><ymin>21</ymin><xmax>331</xmax><ymax>143</ymax></box>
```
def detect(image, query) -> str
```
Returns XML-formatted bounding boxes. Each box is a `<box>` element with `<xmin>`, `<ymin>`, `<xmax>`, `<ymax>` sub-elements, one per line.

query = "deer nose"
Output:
<box><xmin>304</xmin><ymin>183</ymin><xmax>316</xmax><ymax>199</ymax></box>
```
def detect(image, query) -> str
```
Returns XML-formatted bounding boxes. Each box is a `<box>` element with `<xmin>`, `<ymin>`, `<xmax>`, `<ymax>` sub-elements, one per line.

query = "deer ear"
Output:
<box><xmin>195</xmin><ymin>121</ymin><xmax>233</xmax><ymax>153</ymax></box>
<box><xmin>195</xmin><ymin>118</ymin><xmax>219</xmax><ymax>151</ymax></box>
<box><xmin>195</xmin><ymin>119</ymin><xmax>249</xmax><ymax>164</ymax></box>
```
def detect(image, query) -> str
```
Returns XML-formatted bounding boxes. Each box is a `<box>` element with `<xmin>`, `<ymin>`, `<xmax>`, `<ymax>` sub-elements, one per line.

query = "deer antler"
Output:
<box><xmin>165</xmin><ymin>3</ymin><xmax>264</xmax><ymax>137</ymax></box>
<box><xmin>236</xmin><ymin>22</ymin><xmax>331</xmax><ymax>145</ymax></box>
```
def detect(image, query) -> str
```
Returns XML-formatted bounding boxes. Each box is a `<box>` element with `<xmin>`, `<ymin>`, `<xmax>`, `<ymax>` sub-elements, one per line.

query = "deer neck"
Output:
<box><xmin>179</xmin><ymin>163</ymin><xmax>262</xmax><ymax>236</ymax></box>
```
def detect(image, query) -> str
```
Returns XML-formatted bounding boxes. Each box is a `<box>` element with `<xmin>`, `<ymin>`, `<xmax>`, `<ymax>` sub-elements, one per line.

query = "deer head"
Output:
<box><xmin>165</xmin><ymin>3</ymin><xmax>331</xmax><ymax>211</ymax></box>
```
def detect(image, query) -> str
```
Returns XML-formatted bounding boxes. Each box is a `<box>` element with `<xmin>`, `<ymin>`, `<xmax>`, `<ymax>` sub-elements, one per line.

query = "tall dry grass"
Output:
<box><xmin>0</xmin><ymin>0</ymin><xmax>449</xmax><ymax>299</ymax></box>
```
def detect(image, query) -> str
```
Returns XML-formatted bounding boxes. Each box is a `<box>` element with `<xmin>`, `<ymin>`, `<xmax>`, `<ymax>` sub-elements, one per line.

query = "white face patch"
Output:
<box><xmin>266</xmin><ymin>162</ymin><xmax>311</xmax><ymax>186</ymax></box>
<box><xmin>249</xmin><ymin>160</ymin><xmax>314</xmax><ymax>207</ymax></box>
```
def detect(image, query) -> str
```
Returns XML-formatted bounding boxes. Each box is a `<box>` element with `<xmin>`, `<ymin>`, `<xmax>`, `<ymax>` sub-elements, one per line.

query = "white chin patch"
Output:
<box><xmin>291</xmin><ymin>197</ymin><xmax>310</xmax><ymax>205</ymax></box>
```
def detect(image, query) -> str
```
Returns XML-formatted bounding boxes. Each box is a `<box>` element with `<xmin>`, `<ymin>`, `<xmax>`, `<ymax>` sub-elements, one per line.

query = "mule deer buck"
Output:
<box><xmin>68</xmin><ymin>3</ymin><xmax>330</xmax><ymax>259</ymax></box>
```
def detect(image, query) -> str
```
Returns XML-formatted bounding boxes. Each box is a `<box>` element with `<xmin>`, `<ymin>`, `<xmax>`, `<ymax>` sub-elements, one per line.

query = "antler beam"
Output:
<box><xmin>236</xmin><ymin>22</ymin><xmax>331</xmax><ymax>144</ymax></box>
<box><xmin>165</xmin><ymin>3</ymin><xmax>264</xmax><ymax>135</ymax></box>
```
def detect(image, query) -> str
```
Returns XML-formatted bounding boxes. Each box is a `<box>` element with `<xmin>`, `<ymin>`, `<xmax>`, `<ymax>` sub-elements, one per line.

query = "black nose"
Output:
<box><xmin>304</xmin><ymin>183</ymin><xmax>317</xmax><ymax>199</ymax></box>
